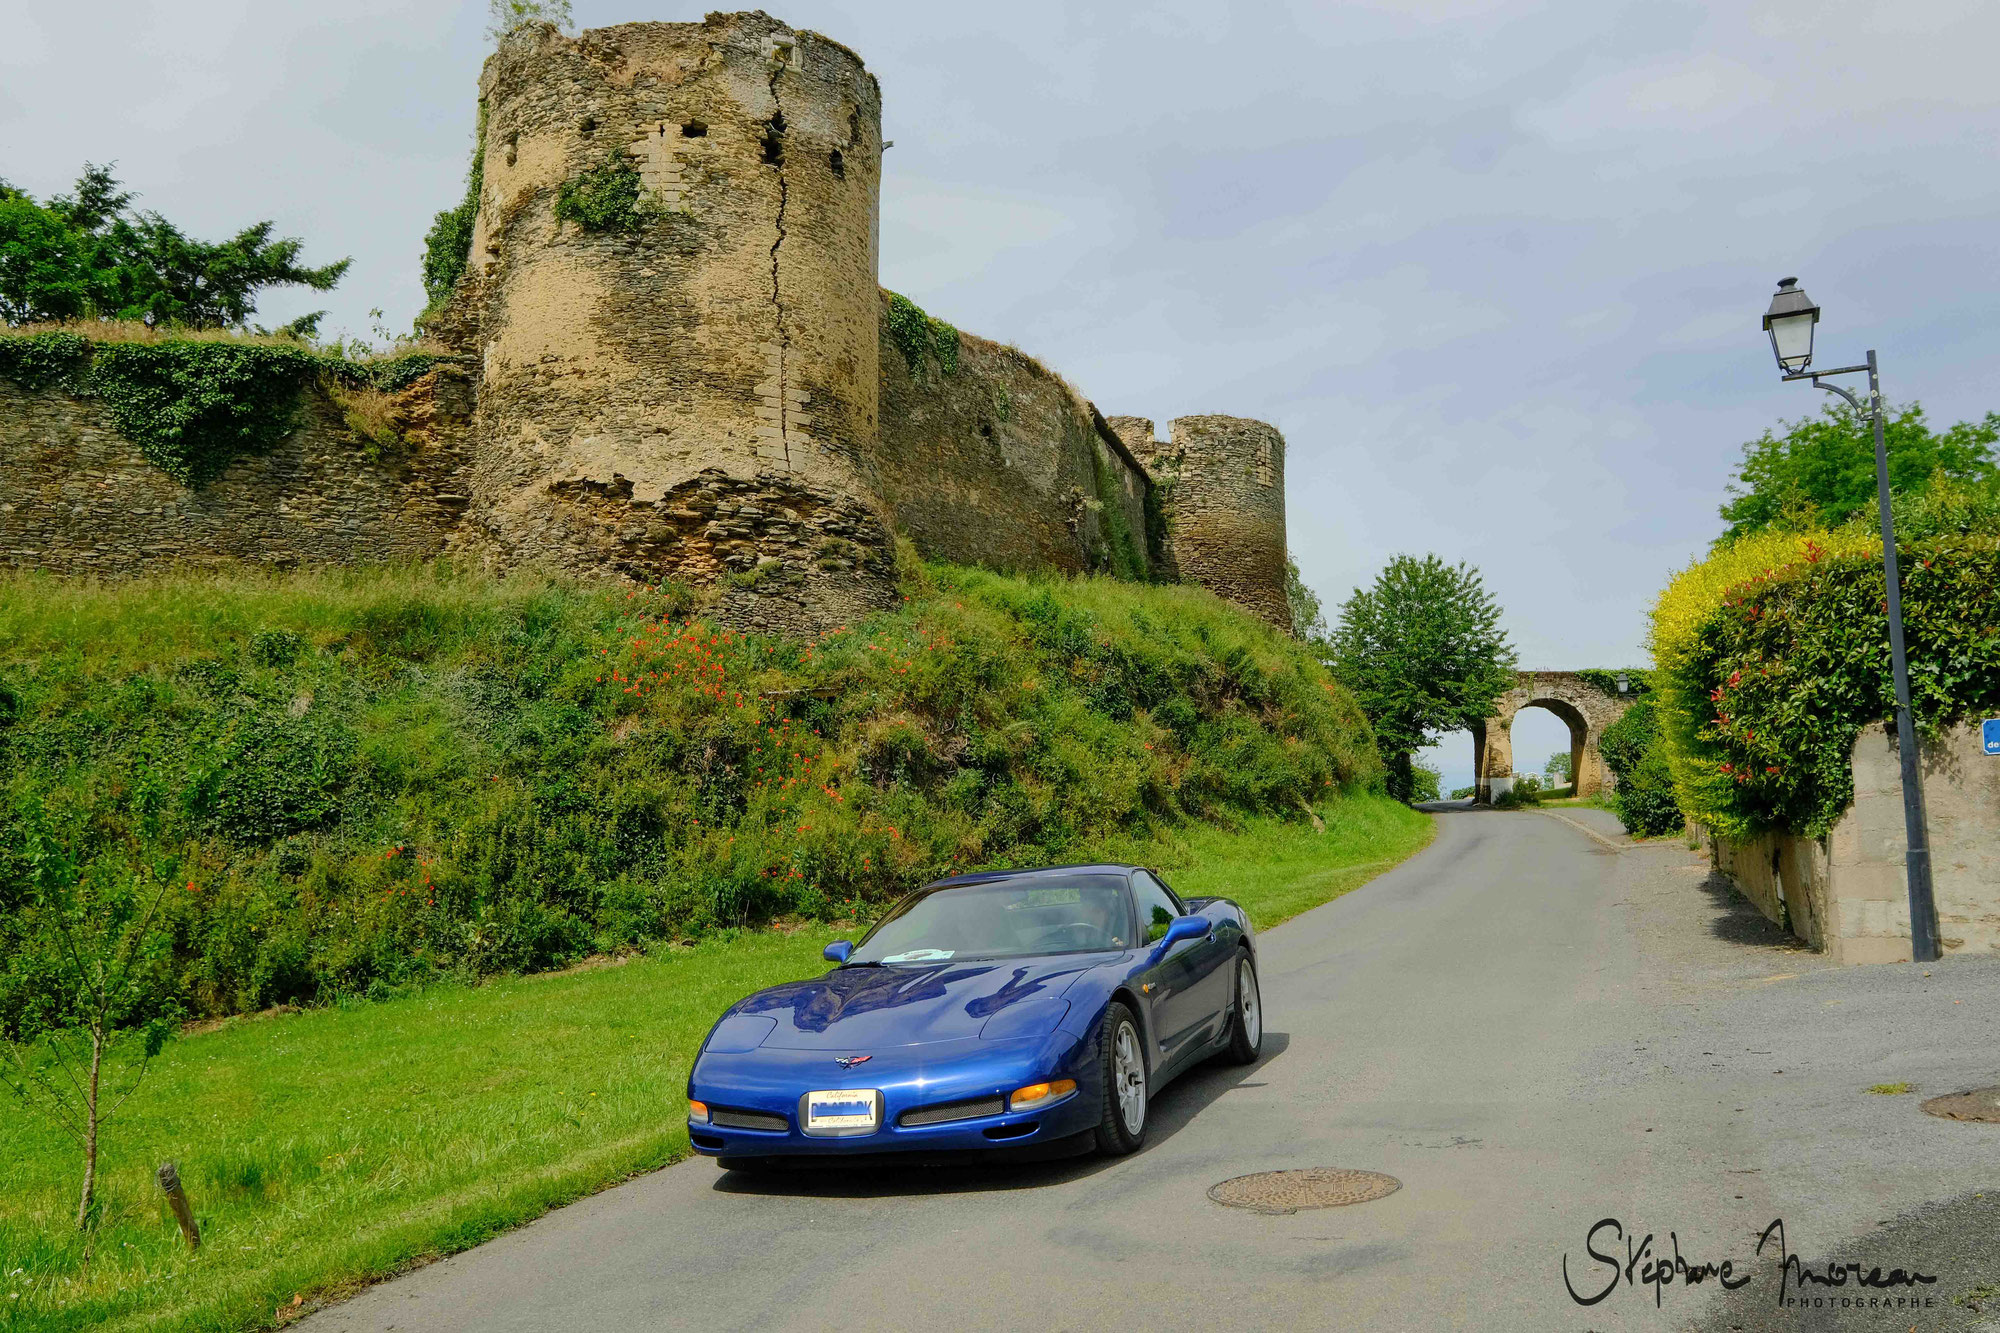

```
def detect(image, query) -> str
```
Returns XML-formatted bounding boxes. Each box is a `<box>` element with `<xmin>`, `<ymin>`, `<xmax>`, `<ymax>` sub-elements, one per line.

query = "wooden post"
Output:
<box><xmin>157</xmin><ymin>1162</ymin><xmax>199</xmax><ymax>1251</ymax></box>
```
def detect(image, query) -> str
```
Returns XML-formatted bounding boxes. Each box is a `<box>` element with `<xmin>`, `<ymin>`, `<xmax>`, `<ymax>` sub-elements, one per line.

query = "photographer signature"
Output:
<box><xmin>1563</xmin><ymin>1217</ymin><xmax>1939</xmax><ymax>1308</ymax></box>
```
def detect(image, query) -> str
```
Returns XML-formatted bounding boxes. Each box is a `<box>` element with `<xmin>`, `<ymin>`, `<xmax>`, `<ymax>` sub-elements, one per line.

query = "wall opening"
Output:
<box><xmin>829</xmin><ymin>148</ymin><xmax>845</xmax><ymax>179</ymax></box>
<box><xmin>578</xmin><ymin>115</ymin><xmax>597</xmax><ymax>137</ymax></box>
<box><xmin>761</xmin><ymin>112</ymin><xmax>787</xmax><ymax>166</ymax></box>
<box><xmin>1508</xmin><ymin>702</ymin><xmax>1585</xmax><ymax>796</ymax></box>
<box><xmin>681</xmin><ymin>119</ymin><xmax>708</xmax><ymax>137</ymax></box>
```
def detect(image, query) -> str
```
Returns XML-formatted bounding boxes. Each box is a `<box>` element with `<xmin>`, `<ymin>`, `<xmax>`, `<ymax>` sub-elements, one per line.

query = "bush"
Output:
<box><xmin>1409</xmin><ymin>762</ymin><xmax>1441</xmax><ymax>803</ymax></box>
<box><xmin>1648</xmin><ymin>526</ymin><xmax>2000</xmax><ymax>836</ymax></box>
<box><xmin>553</xmin><ymin>154</ymin><xmax>645</xmax><ymax>234</ymax></box>
<box><xmin>1493</xmin><ymin>775</ymin><xmax>1542</xmax><ymax>809</ymax></box>
<box><xmin>1599</xmin><ymin>697</ymin><xmax>1682</xmax><ymax>837</ymax></box>
<box><xmin>0</xmin><ymin>562</ymin><xmax>1382</xmax><ymax>1032</ymax></box>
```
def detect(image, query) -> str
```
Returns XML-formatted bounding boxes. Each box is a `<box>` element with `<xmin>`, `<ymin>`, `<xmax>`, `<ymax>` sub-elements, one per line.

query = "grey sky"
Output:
<box><xmin>5</xmin><ymin>1</ymin><xmax>1995</xmax><ymax>790</ymax></box>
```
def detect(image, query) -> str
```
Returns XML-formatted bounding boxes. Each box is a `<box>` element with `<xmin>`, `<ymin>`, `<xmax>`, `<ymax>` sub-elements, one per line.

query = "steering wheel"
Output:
<box><xmin>1029</xmin><ymin>920</ymin><xmax>1103</xmax><ymax>949</ymax></box>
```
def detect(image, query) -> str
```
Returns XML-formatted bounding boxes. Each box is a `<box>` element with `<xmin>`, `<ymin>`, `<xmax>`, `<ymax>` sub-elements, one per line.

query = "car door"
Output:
<box><xmin>1130</xmin><ymin>870</ymin><xmax>1213</xmax><ymax>1068</ymax></box>
<box><xmin>1152</xmin><ymin>869</ymin><xmax>1234</xmax><ymax>1036</ymax></box>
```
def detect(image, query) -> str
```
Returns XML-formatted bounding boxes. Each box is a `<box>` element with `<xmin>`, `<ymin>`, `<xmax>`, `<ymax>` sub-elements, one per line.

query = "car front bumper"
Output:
<box><xmin>686</xmin><ymin>1033</ymin><xmax>1101</xmax><ymax>1159</ymax></box>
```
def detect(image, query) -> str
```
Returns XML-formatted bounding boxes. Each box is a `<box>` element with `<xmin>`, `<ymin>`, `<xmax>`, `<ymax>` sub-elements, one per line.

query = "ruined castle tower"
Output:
<box><xmin>1107</xmin><ymin>414</ymin><xmax>1291</xmax><ymax>632</ymax></box>
<box><xmin>457</xmin><ymin>13</ymin><xmax>893</xmax><ymax>629</ymax></box>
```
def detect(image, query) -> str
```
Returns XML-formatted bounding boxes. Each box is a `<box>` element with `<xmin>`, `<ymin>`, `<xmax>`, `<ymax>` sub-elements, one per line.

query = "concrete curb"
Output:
<box><xmin>1535</xmin><ymin>807</ymin><xmax>1627</xmax><ymax>851</ymax></box>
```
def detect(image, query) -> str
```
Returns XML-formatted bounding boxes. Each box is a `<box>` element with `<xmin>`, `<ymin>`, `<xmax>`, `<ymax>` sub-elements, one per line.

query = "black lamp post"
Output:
<box><xmin>1760</xmin><ymin>277</ymin><xmax>1940</xmax><ymax>962</ymax></box>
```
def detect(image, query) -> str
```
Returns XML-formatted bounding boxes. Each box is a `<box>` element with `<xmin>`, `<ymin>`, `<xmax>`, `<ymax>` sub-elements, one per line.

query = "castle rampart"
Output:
<box><xmin>0</xmin><ymin>12</ymin><xmax>1296</xmax><ymax>638</ymax></box>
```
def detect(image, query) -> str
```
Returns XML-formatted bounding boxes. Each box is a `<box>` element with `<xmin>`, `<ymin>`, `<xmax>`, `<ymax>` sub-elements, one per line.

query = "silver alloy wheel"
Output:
<box><xmin>1113</xmin><ymin>1020</ymin><xmax>1146</xmax><ymax>1134</ymax></box>
<box><xmin>1238</xmin><ymin>959</ymin><xmax>1261</xmax><ymax>1047</ymax></box>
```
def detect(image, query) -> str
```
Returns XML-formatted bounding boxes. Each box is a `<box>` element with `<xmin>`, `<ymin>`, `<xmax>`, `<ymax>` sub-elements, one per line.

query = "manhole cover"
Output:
<box><xmin>1207</xmin><ymin>1168</ymin><xmax>1402</xmax><ymax>1214</ymax></box>
<box><xmin>1921</xmin><ymin>1086</ymin><xmax>2000</xmax><ymax>1123</ymax></box>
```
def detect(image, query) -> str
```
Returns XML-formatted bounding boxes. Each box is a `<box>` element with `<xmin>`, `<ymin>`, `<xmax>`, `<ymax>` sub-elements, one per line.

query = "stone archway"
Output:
<box><xmin>1472</xmin><ymin>672</ymin><xmax>1637</xmax><ymax>802</ymax></box>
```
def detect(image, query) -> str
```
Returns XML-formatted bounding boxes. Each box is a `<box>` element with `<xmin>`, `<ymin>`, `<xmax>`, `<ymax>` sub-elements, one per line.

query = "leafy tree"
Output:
<box><xmin>1717</xmin><ymin>402</ymin><xmax>2000</xmax><ymax>546</ymax></box>
<box><xmin>1544</xmin><ymin>750</ymin><xmax>1572</xmax><ymax>782</ymax></box>
<box><xmin>1</xmin><ymin>810</ymin><xmax>180</xmax><ymax>1230</ymax></box>
<box><xmin>0</xmin><ymin>165</ymin><xmax>347</xmax><ymax>329</ymax></box>
<box><xmin>1409</xmin><ymin>761</ymin><xmax>1442</xmax><ymax>804</ymax></box>
<box><xmin>1330</xmin><ymin>555</ymin><xmax>1517</xmax><ymax>801</ymax></box>
<box><xmin>1597</xmin><ymin>696</ymin><xmax>1681</xmax><ymax>837</ymax></box>
<box><xmin>1284</xmin><ymin>556</ymin><xmax>1329</xmax><ymax>648</ymax></box>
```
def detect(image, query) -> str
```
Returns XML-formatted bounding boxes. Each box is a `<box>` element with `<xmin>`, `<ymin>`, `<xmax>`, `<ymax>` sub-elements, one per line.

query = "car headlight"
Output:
<box><xmin>1008</xmin><ymin>1079</ymin><xmax>1076</xmax><ymax>1112</ymax></box>
<box><xmin>688</xmin><ymin>1099</ymin><xmax>710</xmax><ymax>1124</ymax></box>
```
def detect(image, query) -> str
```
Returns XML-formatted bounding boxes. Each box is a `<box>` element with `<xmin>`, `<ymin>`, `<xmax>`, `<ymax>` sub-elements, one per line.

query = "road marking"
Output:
<box><xmin>1534</xmin><ymin>808</ymin><xmax>1625</xmax><ymax>850</ymax></box>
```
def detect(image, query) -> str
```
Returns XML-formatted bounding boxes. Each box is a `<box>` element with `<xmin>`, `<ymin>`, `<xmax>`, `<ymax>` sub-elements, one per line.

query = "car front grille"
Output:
<box><xmin>899</xmin><ymin>1096</ymin><xmax>1006</xmax><ymax>1127</ymax></box>
<box><xmin>710</xmin><ymin>1106</ymin><xmax>789</xmax><ymax>1132</ymax></box>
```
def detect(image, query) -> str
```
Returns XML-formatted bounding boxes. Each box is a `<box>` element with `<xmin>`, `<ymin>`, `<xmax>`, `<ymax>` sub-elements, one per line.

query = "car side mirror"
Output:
<box><xmin>1152</xmin><ymin>915</ymin><xmax>1210</xmax><ymax>956</ymax></box>
<box><xmin>823</xmin><ymin>940</ymin><xmax>854</xmax><ymax>964</ymax></box>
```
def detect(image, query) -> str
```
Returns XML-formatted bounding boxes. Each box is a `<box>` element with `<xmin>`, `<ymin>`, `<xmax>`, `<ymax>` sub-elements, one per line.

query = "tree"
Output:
<box><xmin>1284</xmin><ymin>556</ymin><xmax>1329</xmax><ymax>649</ymax></box>
<box><xmin>487</xmin><ymin>0</ymin><xmax>573</xmax><ymax>40</ymax></box>
<box><xmin>0</xmin><ymin>165</ymin><xmax>348</xmax><ymax>329</ymax></box>
<box><xmin>1544</xmin><ymin>750</ymin><xmax>1572</xmax><ymax>783</ymax></box>
<box><xmin>1330</xmin><ymin>555</ymin><xmax>1517</xmax><ymax>801</ymax></box>
<box><xmin>1717</xmin><ymin>402</ymin><xmax>2000</xmax><ymax>546</ymax></box>
<box><xmin>1409</xmin><ymin>761</ymin><xmax>1442</xmax><ymax>804</ymax></box>
<box><xmin>1</xmin><ymin>810</ymin><xmax>180</xmax><ymax>1230</ymax></box>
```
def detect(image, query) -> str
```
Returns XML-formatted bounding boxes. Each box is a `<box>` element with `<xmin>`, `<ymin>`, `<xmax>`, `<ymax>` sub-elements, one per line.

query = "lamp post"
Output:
<box><xmin>1759</xmin><ymin>277</ymin><xmax>1940</xmax><ymax>962</ymax></box>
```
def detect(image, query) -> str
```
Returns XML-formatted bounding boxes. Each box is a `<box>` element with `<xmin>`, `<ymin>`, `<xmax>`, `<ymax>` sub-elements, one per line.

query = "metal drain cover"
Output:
<box><xmin>1207</xmin><ymin>1168</ymin><xmax>1402</xmax><ymax>1214</ymax></box>
<box><xmin>1921</xmin><ymin>1086</ymin><xmax>2000</xmax><ymax>1123</ymax></box>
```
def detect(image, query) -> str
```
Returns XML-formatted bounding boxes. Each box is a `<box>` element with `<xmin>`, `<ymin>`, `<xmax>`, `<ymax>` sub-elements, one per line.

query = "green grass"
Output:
<box><xmin>1866</xmin><ymin>1081</ymin><xmax>1914</xmax><ymax>1095</ymax></box>
<box><xmin>0</xmin><ymin>795</ymin><xmax>1430</xmax><ymax>1332</ymax></box>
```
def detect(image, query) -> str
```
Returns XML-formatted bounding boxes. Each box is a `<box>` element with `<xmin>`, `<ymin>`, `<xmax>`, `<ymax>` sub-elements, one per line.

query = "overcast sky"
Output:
<box><xmin>5</xmin><ymin>0</ymin><xmax>1995</xmax><ymax>788</ymax></box>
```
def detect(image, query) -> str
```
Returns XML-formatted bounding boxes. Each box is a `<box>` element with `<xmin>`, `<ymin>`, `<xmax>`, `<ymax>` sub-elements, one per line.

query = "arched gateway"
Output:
<box><xmin>1473</xmin><ymin>672</ymin><xmax>1638</xmax><ymax>802</ymax></box>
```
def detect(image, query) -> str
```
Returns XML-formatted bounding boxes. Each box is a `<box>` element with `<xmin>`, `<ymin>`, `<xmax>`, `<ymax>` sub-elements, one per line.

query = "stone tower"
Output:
<box><xmin>457</xmin><ymin>13</ymin><xmax>894</xmax><ymax>629</ymax></box>
<box><xmin>1106</xmin><ymin>414</ymin><xmax>1291</xmax><ymax>632</ymax></box>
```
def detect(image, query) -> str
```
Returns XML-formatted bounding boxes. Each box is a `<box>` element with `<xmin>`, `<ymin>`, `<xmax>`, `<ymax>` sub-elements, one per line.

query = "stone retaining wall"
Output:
<box><xmin>1704</xmin><ymin>718</ymin><xmax>2000</xmax><ymax>962</ymax></box>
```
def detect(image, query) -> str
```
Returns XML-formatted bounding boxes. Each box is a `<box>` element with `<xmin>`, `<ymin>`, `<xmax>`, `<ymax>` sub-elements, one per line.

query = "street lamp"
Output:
<box><xmin>1758</xmin><ymin>277</ymin><xmax>1939</xmax><ymax>962</ymax></box>
<box><xmin>1615</xmin><ymin>672</ymin><xmax>1629</xmax><ymax>694</ymax></box>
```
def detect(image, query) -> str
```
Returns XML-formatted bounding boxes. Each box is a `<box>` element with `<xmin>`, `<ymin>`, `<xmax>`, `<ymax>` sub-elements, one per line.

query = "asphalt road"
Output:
<box><xmin>305</xmin><ymin>809</ymin><xmax>2000</xmax><ymax>1332</ymax></box>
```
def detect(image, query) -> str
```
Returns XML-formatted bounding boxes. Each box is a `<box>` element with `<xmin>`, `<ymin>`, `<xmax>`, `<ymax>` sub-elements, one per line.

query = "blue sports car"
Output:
<box><xmin>686</xmin><ymin>863</ymin><xmax>1261</xmax><ymax>1169</ymax></box>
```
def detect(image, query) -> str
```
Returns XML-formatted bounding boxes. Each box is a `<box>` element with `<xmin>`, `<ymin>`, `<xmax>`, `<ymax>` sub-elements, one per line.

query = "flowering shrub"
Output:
<box><xmin>1646</xmin><ymin>527</ymin><xmax>2000</xmax><ymax>836</ymax></box>
<box><xmin>0</xmin><ymin>561</ymin><xmax>1380</xmax><ymax>1030</ymax></box>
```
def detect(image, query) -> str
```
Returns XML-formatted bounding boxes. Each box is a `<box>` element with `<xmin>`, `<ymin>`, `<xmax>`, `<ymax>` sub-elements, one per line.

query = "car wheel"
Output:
<box><xmin>1225</xmin><ymin>953</ymin><xmax>1262</xmax><ymax>1064</ymax></box>
<box><xmin>1094</xmin><ymin>1001</ymin><xmax>1148</xmax><ymax>1156</ymax></box>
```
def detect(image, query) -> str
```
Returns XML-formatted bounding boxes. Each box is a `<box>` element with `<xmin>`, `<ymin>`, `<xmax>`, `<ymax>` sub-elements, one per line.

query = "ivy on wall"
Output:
<box><xmin>1573</xmin><ymin>667</ymin><xmax>1651</xmax><ymax>698</ymax></box>
<box><xmin>553</xmin><ymin>153</ymin><xmax>646</xmax><ymax>234</ymax></box>
<box><xmin>886</xmin><ymin>291</ymin><xmax>959</xmax><ymax>375</ymax></box>
<box><xmin>420</xmin><ymin>101</ymin><xmax>487</xmax><ymax>315</ymax></box>
<box><xmin>1089</xmin><ymin>439</ymin><xmax>1147</xmax><ymax>581</ymax></box>
<box><xmin>0</xmin><ymin>332</ymin><xmax>462</xmax><ymax>485</ymax></box>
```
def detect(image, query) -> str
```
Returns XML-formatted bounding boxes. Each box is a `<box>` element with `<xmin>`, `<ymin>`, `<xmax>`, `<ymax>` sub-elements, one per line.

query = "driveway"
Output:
<box><xmin>304</xmin><ymin>809</ymin><xmax>2000</xmax><ymax>1332</ymax></box>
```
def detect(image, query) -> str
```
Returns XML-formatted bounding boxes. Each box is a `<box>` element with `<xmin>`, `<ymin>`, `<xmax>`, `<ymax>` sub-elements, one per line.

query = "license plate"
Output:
<box><xmin>804</xmin><ymin>1089</ymin><xmax>881</xmax><ymax>1134</ymax></box>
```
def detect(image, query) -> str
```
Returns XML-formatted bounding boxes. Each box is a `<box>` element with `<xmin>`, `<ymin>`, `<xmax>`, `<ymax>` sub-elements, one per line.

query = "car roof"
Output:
<box><xmin>923</xmin><ymin>863</ymin><xmax>1138</xmax><ymax>889</ymax></box>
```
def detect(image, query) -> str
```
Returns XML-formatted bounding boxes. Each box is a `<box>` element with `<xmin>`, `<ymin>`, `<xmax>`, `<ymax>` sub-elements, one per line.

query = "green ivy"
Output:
<box><xmin>90</xmin><ymin>342</ymin><xmax>324</xmax><ymax>485</ymax></box>
<box><xmin>0</xmin><ymin>332</ymin><xmax>465</xmax><ymax>485</ymax></box>
<box><xmin>1597</xmin><ymin>697</ymin><xmax>1682</xmax><ymax>836</ymax></box>
<box><xmin>0</xmin><ymin>331</ymin><xmax>91</xmax><ymax>391</ymax></box>
<box><xmin>1672</xmin><ymin>535</ymin><xmax>2000</xmax><ymax>836</ymax></box>
<box><xmin>553</xmin><ymin>153</ymin><xmax>646</xmax><ymax>234</ymax></box>
<box><xmin>886</xmin><ymin>291</ymin><xmax>959</xmax><ymax>375</ymax></box>
<box><xmin>420</xmin><ymin>101</ymin><xmax>486</xmax><ymax>313</ymax></box>
<box><xmin>1089</xmin><ymin>440</ymin><xmax>1147</xmax><ymax>581</ymax></box>
<box><xmin>1573</xmin><ymin>667</ymin><xmax>1651</xmax><ymax>698</ymax></box>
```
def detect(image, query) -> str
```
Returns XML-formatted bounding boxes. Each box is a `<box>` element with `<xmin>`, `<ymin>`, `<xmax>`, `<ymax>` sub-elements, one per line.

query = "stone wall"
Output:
<box><xmin>1108</xmin><ymin>414</ymin><xmax>1289</xmax><ymax>630</ymax></box>
<box><xmin>1705</xmin><ymin>719</ymin><xmax>2000</xmax><ymax>962</ymax></box>
<box><xmin>876</xmin><ymin>305</ymin><xmax>1149</xmax><ymax>579</ymax></box>
<box><xmin>0</xmin><ymin>370</ymin><xmax>473</xmax><ymax>575</ymax></box>
<box><xmin>1473</xmin><ymin>672</ymin><xmax>1635</xmax><ymax>802</ymax></box>
<box><xmin>453</xmin><ymin>14</ymin><xmax>895</xmax><ymax>632</ymax></box>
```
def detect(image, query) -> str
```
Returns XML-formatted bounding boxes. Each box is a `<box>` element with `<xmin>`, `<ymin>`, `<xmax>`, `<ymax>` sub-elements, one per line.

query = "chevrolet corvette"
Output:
<box><xmin>686</xmin><ymin>863</ymin><xmax>1260</xmax><ymax>1168</ymax></box>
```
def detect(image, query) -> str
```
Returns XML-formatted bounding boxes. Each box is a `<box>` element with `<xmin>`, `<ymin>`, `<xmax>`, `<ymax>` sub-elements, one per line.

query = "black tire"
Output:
<box><xmin>1224</xmin><ymin>953</ymin><xmax>1262</xmax><ymax>1064</ymax></box>
<box><xmin>1093</xmin><ymin>1001</ymin><xmax>1149</xmax><ymax>1156</ymax></box>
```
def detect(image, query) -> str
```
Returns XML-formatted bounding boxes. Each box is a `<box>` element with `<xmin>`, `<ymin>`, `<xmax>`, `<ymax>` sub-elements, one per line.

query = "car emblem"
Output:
<box><xmin>833</xmin><ymin>1055</ymin><xmax>873</xmax><ymax>1069</ymax></box>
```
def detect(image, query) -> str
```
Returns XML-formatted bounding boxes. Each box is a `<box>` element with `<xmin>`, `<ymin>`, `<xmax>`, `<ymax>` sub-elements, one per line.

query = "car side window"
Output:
<box><xmin>1131</xmin><ymin>871</ymin><xmax>1182</xmax><ymax>944</ymax></box>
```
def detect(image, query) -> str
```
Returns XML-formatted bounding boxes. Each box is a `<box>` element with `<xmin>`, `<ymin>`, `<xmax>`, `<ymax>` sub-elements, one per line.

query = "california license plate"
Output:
<box><xmin>805</xmin><ymin>1089</ymin><xmax>881</xmax><ymax>1133</ymax></box>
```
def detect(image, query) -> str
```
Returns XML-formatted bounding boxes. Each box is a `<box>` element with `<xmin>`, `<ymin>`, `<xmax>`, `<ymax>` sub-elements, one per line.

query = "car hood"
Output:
<box><xmin>733</xmin><ymin>955</ymin><xmax>1112</xmax><ymax>1050</ymax></box>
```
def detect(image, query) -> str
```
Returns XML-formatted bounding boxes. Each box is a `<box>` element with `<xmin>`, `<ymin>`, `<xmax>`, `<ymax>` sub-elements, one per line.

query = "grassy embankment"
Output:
<box><xmin>1</xmin><ymin>803</ymin><xmax>1428</xmax><ymax>1333</ymax></box>
<box><xmin>0</xmin><ymin>562</ymin><xmax>1433</xmax><ymax>1331</ymax></box>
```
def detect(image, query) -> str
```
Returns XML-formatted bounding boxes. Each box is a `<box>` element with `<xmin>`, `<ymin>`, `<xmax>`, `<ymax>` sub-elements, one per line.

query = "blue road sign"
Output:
<box><xmin>1986</xmin><ymin>718</ymin><xmax>2000</xmax><ymax>755</ymax></box>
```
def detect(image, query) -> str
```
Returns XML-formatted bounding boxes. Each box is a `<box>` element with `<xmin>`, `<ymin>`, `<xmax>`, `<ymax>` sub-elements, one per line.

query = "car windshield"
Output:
<box><xmin>848</xmin><ymin>875</ymin><xmax>1133</xmax><ymax>963</ymax></box>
